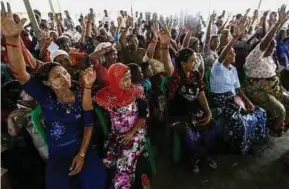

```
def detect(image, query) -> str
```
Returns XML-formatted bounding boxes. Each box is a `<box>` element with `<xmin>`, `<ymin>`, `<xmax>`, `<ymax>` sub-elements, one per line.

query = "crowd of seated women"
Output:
<box><xmin>1</xmin><ymin>2</ymin><xmax>289</xmax><ymax>188</ymax></box>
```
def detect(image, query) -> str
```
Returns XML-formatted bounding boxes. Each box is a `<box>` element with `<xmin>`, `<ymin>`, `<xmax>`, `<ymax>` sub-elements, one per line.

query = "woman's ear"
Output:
<box><xmin>43</xmin><ymin>81</ymin><xmax>50</xmax><ymax>86</ymax></box>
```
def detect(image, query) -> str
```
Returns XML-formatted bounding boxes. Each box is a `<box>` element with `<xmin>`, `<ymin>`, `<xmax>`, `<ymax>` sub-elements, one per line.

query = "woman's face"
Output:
<box><xmin>59</xmin><ymin>40</ymin><xmax>70</xmax><ymax>53</ymax></box>
<box><xmin>119</xmin><ymin>70</ymin><xmax>132</xmax><ymax>91</ymax></box>
<box><xmin>192</xmin><ymin>40</ymin><xmax>200</xmax><ymax>53</ymax></box>
<box><xmin>105</xmin><ymin>50</ymin><xmax>118</xmax><ymax>67</ymax></box>
<box><xmin>131</xmin><ymin>66</ymin><xmax>144</xmax><ymax>83</ymax></box>
<box><xmin>50</xmin><ymin>32</ymin><xmax>58</xmax><ymax>41</ymax></box>
<box><xmin>128</xmin><ymin>36</ymin><xmax>139</xmax><ymax>49</ymax></box>
<box><xmin>210</xmin><ymin>36</ymin><xmax>220</xmax><ymax>50</ymax></box>
<box><xmin>46</xmin><ymin>66</ymin><xmax>72</xmax><ymax>90</ymax></box>
<box><xmin>54</xmin><ymin>54</ymin><xmax>72</xmax><ymax>69</ymax></box>
<box><xmin>144</xmin><ymin>64</ymin><xmax>153</xmax><ymax>78</ymax></box>
<box><xmin>225</xmin><ymin>48</ymin><xmax>236</xmax><ymax>63</ymax></box>
<box><xmin>181</xmin><ymin>53</ymin><xmax>197</xmax><ymax>72</ymax></box>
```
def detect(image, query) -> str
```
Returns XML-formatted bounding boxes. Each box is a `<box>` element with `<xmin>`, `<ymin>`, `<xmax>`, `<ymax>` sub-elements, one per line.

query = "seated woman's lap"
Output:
<box><xmin>46</xmin><ymin>145</ymin><xmax>106</xmax><ymax>189</ymax></box>
<box><xmin>247</xmin><ymin>90</ymin><xmax>287</xmax><ymax>119</ymax></box>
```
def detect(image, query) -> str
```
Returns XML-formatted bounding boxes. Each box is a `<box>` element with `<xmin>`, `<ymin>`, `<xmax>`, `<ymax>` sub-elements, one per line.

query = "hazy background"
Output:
<box><xmin>6</xmin><ymin>0</ymin><xmax>289</xmax><ymax>23</ymax></box>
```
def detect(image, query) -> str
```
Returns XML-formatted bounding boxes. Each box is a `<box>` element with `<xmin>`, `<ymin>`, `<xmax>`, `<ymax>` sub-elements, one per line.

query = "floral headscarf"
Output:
<box><xmin>94</xmin><ymin>63</ymin><xmax>142</xmax><ymax>109</ymax></box>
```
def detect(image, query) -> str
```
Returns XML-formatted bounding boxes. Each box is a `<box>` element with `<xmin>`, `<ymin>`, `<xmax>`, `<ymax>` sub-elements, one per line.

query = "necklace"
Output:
<box><xmin>58</xmin><ymin>101</ymin><xmax>73</xmax><ymax>114</ymax></box>
<box><xmin>56</xmin><ymin>91</ymin><xmax>75</xmax><ymax>114</ymax></box>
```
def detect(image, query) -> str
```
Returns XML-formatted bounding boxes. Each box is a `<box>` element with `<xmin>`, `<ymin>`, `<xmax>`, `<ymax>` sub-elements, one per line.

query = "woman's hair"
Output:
<box><xmin>35</xmin><ymin>62</ymin><xmax>61</xmax><ymax>82</ymax></box>
<box><xmin>55</xmin><ymin>37</ymin><xmax>70</xmax><ymax>47</ymax></box>
<box><xmin>175</xmin><ymin>48</ymin><xmax>194</xmax><ymax>70</ymax></box>
<box><xmin>128</xmin><ymin>63</ymin><xmax>141</xmax><ymax>73</ymax></box>
<box><xmin>140</xmin><ymin>62</ymin><xmax>150</xmax><ymax>73</ymax></box>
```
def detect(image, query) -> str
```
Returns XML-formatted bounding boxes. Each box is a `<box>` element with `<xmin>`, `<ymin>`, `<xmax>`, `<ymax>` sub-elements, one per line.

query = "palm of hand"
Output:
<box><xmin>83</xmin><ymin>70</ymin><xmax>96</xmax><ymax>86</ymax></box>
<box><xmin>278</xmin><ymin>5</ymin><xmax>289</xmax><ymax>23</ymax></box>
<box><xmin>1</xmin><ymin>15</ymin><xmax>23</xmax><ymax>38</ymax></box>
<box><xmin>158</xmin><ymin>31</ymin><xmax>170</xmax><ymax>45</ymax></box>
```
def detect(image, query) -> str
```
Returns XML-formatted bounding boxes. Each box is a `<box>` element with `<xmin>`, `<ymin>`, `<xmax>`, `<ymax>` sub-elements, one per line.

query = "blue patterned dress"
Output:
<box><xmin>22</xmin><ymin>78</ymin><xmax>106</xmax><ymax>189</ymax></box>
<box><xmin>210</xmin><ymin>61</ymin><xmax>266</xmax><ymax>154</ymax></box>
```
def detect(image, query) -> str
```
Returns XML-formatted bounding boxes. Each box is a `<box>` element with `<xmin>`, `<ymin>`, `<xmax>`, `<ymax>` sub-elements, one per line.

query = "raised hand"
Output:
<box><xmin>253</xmin><ymin>9</ymin><xmax>259</xmax><ymax>19</ymax></box>
<box><xmin>117</xmin><ymin>16</ymin><xmax>122</xmax><ymax>26</ymax></box>
<box><xmin>277</xmin><ymin>4</ymin><xmax>289</xmax><ymax>25</ymax></box>
<box><xmin>157</xmin><ymin>27</ymin><xmax>171</xmax><ymax>45</ymax></box>
<box><xmin>151</xmin><ymin>22</ymin><xmax>159</xmax><ymax>40</ymax></box>
<box><xmin>244</xmin><ymin>8</ymin><xmax>251</xmax><ymax>16</ymax></box>
<box><xmin>235</xmin><ymin>16</ymin><xmax>249</xmax><ymax>37</ymax></box>
<box><xmin>1</xmin><ymin>2</ymin><xmax>27</xmax><ymax>39</ymax></box>
<box><xmin>87</xmin><ymin>12</ymin><xmax>94</xmax><ymax>23</ymax></box>
<box><xmin>263</xmin><ymin>10</ymin><xmax>270</xmax><ymax>18</ymax></box>
<box><xmin>125</xmin><ymin>16</ymin><xmax>133</xmax><ymax>27</ymax></box>
<box><xmin>54</xmin><ymin>13</ymin><xmax>61</xmax><ymax>25</ymax></box>
<box><xmin>83</xmin><ymin>66</ymin><xmax>96</xmax><ymax>88</ymax></box>
<box><xmin>210</xmin><ymin>11</ymin><xmax>217</xmax><ymax>21</ymax></box>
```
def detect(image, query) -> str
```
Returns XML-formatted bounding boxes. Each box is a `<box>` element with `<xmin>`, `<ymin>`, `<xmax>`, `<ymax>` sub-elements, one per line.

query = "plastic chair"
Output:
<box><xmin>30</xmin><ymin>105</ymin><xmax>47</xmax><ymax>144</ymax></box>
<box><xmin>94</xmin><ymin>106</ymin><xmax>110</xmax><ymax>140</ymax></box>
<box><xmin>161</xmin><ymin>76</ymin><xmax>182</xmax><ymax>163</ymax></box>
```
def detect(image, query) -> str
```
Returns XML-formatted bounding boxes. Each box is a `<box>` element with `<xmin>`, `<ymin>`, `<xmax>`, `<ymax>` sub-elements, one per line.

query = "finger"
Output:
<box><xmin>70</xmin><ymin>161</ymin><xmax>81</xmax><ymax>175</ymax></box>
<box><xmin>70</xmin><ymin>159</ymin><xmax>76</xmax><ymax>171</ymax></box>
<box><xmin>1</xmin><ymin>1</ymin><xmax>6</xmax><ymax>15</ymax></box>
<box><xmin>69</xmin><ymin>162</ymin><xmax>82</xmax><ymax>175</ymax></box>
<box><xmin>19</xmin><ymin>18</ymin><xmax>27</xmax><ymax>27</ymax></box>
<box><xmin>6</xmin><ymin>2</ymin><xmax>11</xmax><ymax>13</ymax></box>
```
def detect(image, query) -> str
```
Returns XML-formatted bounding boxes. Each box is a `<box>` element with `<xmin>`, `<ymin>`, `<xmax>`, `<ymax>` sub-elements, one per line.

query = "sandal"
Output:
<box><xmin>207</xmin><ymin>156</ymin><xmax>217</xmax><ymax>169</ymax></box>
<box><xmin>192</xmin><ymin>158</ymin><xmax>200</xmax><ymax>173</ymax></box>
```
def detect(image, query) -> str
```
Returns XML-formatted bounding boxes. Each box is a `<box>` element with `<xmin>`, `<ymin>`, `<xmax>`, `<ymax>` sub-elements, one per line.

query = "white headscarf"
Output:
<box><xmin>50</xmin><ymin>50</ymin><xmax>69</xmax><ymax>61</ymax></box>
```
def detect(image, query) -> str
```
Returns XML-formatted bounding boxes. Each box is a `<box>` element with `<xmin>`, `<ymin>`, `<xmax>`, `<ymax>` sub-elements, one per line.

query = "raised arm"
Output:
<box><xmin>205</xmin><ymin>12</ymin><xmax>216</xmax><ymax>46</ymax></box>
<box><xmin>181</xmin><ymin>16</ymin><xmax>195</xmax><ymax>48</ymax></box>
<box><xmin>260</xmin><ymin>5</ymin><xmax>289</xmax><ymax>51</ymax></box>
<box><xmin>158</xmin><ymin>27</ymin><xmax>174</xmax><ymax>77</ymax></box>
<box><xmin>1</xmin><ymin>2</ymin><xmax>30</xmax><ymax>84</ymax></box>
<box><xmin>145</xmin><ymin>22</ymin><xmax>159</xmax><ymax>59</ymax></box>
<box><xmin>120</xmin><ymin>16</ymin><xmax>133</xmax><ymax>48</ymax></box>
<box><xmin>218</xmin><ymin>15</ymin><xmax>249</xmax><ymax>63</ymax></box>
<box><xmin>85</xmin><ymin>13</ymin><xmax>93</xmax><ymax>38</ymax></box>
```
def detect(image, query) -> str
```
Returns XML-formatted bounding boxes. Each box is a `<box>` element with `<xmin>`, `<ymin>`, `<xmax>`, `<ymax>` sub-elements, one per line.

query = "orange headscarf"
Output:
<box><xmin>94</xmin><ymin>63</ymin><xmax>142</xmax><ymax>110</ymax></box>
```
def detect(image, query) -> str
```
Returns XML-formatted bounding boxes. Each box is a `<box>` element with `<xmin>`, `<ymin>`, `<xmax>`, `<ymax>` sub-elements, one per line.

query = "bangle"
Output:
<box><xmin>5</xmin><ymin>42</ymin><xmax>22</xmax><ymax>48</ymax></box>
<box><xmin>150</xmin><ymin>39</ymin><xmax>157</xmax><ymax>44</ymax></box>
<box><xmin>160</xmin><ymin>44</ymin><xmax>169</xmax><ymax>50</ymax></box>
<box><xmin>84</xmin><ymin>86</ymin><xmax>92</xmax><ymax>89</ymax></box>
<box><xmin>78</xmin><ymin>153</ymin><xmax>85</xmax><ymax>158</ymax></box>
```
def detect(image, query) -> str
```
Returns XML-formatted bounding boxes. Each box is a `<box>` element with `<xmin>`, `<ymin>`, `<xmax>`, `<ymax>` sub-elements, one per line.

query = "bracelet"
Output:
<box><xmin>78</xmin><ymin>153</ymin><xmax>85</xmax><ymax>158</ymax></box>
<box><xmin>150</xmin><ymin>39</ymin><xmax>157</xmax><ymax>44</ymax></box>
<box><xmin>160</xmin><ymin>45</ymin><xmax>170</xmax><ymax>50</ymax></box>
<box><xmin>5</xmin><ymin>42</ymin><xmax>22</xmax><ymax>48</ymax></box>
<box><xmin>84</xmin><ymin>86</ymin><xmax>92</xmax><ymax>89</ymax></box>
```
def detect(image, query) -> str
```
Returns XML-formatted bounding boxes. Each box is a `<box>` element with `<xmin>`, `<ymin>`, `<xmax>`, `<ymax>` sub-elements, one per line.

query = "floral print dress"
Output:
<box><xmin>103</xmin><ymin>98</ymin><xmax>147</xmax><ymax>189</ymax></box>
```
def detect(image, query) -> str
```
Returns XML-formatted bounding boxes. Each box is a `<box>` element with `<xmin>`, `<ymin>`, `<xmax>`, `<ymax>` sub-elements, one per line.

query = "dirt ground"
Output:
<box><xmin>151</xmin><ymin>132</ymin><xmax>289</xmax><ymax>189</ymax></box>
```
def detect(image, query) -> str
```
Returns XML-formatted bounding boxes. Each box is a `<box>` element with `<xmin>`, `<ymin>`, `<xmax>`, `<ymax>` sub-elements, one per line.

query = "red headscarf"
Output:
<box><xmin>94</xmin><ymin>63</ymin><xmax>142</xmax><ymax>110</ymax></box>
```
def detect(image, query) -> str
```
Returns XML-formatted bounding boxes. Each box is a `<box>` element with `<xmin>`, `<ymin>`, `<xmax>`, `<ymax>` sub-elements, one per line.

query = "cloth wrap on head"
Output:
<box><xmin>50</xmin><ymin>50</ymin><xmax>69</xmax><ymax>62</ymax></box>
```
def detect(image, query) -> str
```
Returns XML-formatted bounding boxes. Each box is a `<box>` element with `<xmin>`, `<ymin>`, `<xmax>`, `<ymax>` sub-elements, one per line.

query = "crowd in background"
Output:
<box><xmin>1</xmin><ymin>1</ymin><xmax>289</xmax><ymax>189</ymax></box>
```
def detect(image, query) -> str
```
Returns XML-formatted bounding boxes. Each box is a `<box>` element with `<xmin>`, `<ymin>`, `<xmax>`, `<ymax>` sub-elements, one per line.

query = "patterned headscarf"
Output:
<box><xmin>94</xmin><ymin>63</ymin><xmax>142</xmax><ymax>110</ymax></box>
